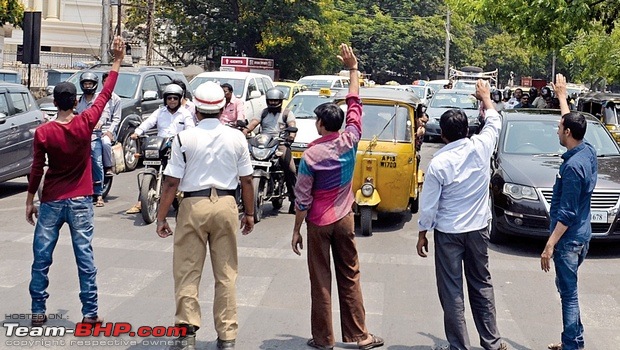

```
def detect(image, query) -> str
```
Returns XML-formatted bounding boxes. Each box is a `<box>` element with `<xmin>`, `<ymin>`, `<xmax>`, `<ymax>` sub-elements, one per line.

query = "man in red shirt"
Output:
<box><xmin>25</xmin><ymin>36</ymin><xmax>125</xmax><ymax>327</ymax></box>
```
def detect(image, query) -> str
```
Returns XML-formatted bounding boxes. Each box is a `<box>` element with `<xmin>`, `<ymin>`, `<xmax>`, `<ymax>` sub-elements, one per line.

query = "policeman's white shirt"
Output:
<box><xmin>164</xmin><ymin>118</ymin><xmax>253</xmax><ymax>192</ymax></box>
<box><xmin>134</xmin><ymin>105</ymin><xmax>195</xmax><ymax>137</ymax></box>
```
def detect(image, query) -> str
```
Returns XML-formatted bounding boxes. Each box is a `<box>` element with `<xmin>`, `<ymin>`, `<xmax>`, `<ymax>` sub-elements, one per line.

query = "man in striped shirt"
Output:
<box><xmin>291</xmin><ymin>44</ymin><xmax>384</xmax><ymax>350</ymax></box>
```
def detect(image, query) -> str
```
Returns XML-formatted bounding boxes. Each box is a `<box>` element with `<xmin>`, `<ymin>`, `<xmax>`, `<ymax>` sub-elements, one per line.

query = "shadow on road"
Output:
<box><xmin>355</xmin><ymin>211</ymin><xmax>413</xmax><ymax>237</ymax></box>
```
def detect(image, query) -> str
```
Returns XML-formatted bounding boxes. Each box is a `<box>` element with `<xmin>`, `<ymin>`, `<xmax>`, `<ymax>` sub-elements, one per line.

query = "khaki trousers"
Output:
<box><xmin>173</xmin><ymin>193</ymin><xmax>239</xmax><ymax>341</ymax></box>
<box><xmin>306</xmin><ymin>212</ymin><xmax>368</xmax><ymax>346</ymax></box>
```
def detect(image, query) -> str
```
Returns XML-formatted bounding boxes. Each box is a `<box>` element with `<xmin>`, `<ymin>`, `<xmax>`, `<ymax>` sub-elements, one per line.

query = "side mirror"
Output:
<box><xmin>0</xmin><ymin>113</ymin><xmax>7</xmax><ymax>124</ymax></box>
<box><xmin>46</xmin><ymin>86</ymin><xmax>54</xmax><ymax>96</ymax></box>
<box><xmin>143</xmin><ymin>90</ymin><xmax>158</xmax><ymax>101</ymax></box>
<box><xmin>249</xmin><ymin>90</ymin><xmax>261</xmax><ymax>99</ymax></box>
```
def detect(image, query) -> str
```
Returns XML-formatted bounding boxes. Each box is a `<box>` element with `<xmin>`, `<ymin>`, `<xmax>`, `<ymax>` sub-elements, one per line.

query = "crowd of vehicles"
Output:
<box><xmin>4</xmin><ymin>61</ymin><xmax>620</xmax><ymax>242</ymax></box>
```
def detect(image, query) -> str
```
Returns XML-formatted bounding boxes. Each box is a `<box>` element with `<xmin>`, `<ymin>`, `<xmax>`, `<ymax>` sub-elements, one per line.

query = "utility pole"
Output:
<box><xmin>551</xmin><ymin>51</ymin><xmax>556</xmax><ymax>83</ymax></box>
<box><xmin>146</xmin><ymin>0</ymin><xmax>155</xmax><ymax>65</ymax></box>
<box><xmin>444</xmin><ymin>10</ymin><xmax>451</xmax><ymax>79</ymax></box>
<box><xmin>101</xmin><ymin>0</ymin><xmax>111</xmax><ymax>62</ymax></box>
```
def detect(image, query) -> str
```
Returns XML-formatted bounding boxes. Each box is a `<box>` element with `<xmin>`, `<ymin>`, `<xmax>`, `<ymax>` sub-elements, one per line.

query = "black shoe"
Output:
<box><xmin>81</xmin><ymin>316</ymin><xmax>104</xmax><ymax>324</ymax></box>
<box><xmin>31</xmin><ymin>314</ymin><xmax>47</xmax><ymax>327</ymax></box>
<box><xmin>288</xmin><ymin>202</ymin><xmax>296</xmax><ymax>214</ymax></box>
<box><xmin>217</xmin><ymin>338</ymin><xmax>235</xmax><ymax>349</ymax></box>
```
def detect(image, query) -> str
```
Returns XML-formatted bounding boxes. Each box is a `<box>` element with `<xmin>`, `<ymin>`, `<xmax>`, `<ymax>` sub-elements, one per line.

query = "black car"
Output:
<box><xmin>0</xmin><ymin>83</ymin><xmax>46</xmax><ymax>183</ymax></box>
<box><xmin>37</xmin><ymin>65</ymin><xmax>190</xmax><ymax>171</ymax></box>
<box><xmin>424</xmin><ymin>88</ymin><xmax>480</xmax><ymax>140</ymax></box>
<box><xmin>489</xmin><ymin>109</ymin><xmax>620</xmax><ymax>243</ymax></box>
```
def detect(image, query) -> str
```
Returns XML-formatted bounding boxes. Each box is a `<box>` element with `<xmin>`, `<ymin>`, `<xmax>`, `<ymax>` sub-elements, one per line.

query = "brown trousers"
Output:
<box><xmin>173</xmin><ymin>193</ymin><xmax>239</xmax><ymax>341</ymax></box>
<box><xmin>306</xmin><ymin>212</ymin><xmax>368</xmax><ymax>346</ymax></box>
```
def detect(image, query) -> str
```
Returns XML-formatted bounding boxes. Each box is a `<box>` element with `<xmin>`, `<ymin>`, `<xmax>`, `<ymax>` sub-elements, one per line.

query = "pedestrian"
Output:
<box><xmin>220</xmin><ymin>82</ymin><xmax>245</xmax><ymax>124</ymax></box>
<box><xmin>416</xmin><ymin>79</ymin><xmax>508</xmax><ymax>350</ymax></box>
<box><xmin>100</xmin><ymin>72</ymin><xmax>122</xmax><ymax>177</ymax></box>
<box><xmin>25</xmin><ymin>36</ymin><xmax>125</xmax><ymax>327</ymax></box>
<box><xmin>291</xmin><ymin>43</ymin><xmax>384</xmax><ymax>350</ymax></box>
<box><xmin>156</xmin><ymin>81</ymin><xmax>255</xmax><ymax>350</ymax></box>
<box><xmin>542</xmin><ymin>73</ymin><xmax>597</xmax><ymax>350</ymax></box>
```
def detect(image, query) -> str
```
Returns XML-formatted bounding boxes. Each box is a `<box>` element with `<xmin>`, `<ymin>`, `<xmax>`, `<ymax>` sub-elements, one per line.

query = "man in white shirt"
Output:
<box><xmin>416</xmin><ymin>80</ymin><xmax>507</xmax><ymax>350</ymax></box>
<box><xmin>156</xmin><ymin>81</ymin><xmax>254</xmax><ymax>350</ymax></box>
<box><xmin>125</xmin><ymin>84</ymin><xmax>195</xmax><ymax>214</ymax></box>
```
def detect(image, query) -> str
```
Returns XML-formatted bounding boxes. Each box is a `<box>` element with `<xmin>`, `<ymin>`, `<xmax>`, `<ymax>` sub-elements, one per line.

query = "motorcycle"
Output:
<box><xmin>248</xmin><ymin>126</ymin><xmax>298</xmax><ymax>223</ymax></box>
<box><xmin>136</xmin><ymin>135</ymin><xmax>172</xmax><ymax>224</ymax></box>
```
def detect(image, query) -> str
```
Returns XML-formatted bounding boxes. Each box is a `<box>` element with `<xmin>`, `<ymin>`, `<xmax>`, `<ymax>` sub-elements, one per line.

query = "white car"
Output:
<box><xmin>296</xmin><ymin>75</ymin><xmax>350</xmax><ymax>92</ymax></box>
<box><xmin>189</xmin><ymin>71</ymin><xmax>274</xmax><ymax>120</ymax></box>
<box><xmin>286</xmin><ymin>89</ymin><xmax>338</xmax><ymax>164</ymax></box>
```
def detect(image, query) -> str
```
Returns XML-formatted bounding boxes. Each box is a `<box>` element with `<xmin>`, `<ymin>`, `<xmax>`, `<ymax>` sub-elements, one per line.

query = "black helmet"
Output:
<box><xmin>541</xmin><ymin>86</ymin><xmax>552</xmax><ymax>98</ymax></box>
<box><xmin>503</xmin><ymin>88</ymin><xmax>511</xmax><ymax>100</ymax></box>
<box><xmin>491</xmin><ymin>90</ymin><xmax>502</xmax><ymax>102</ymax></box>
<box><xmin>529</xmin><ymin>87</ymin><xmax>538</xmax><ymax>100</ymax></box>
<box><xmin>266</xmin><ymin>88</ymin><xmax>284</xmax><ymax>112</ymax></box>
<box><xmin>163</xmin><ymin>84</ymin><xmax>184</xmax><ymax>101</ymax></box>
<box><xmin>79</xmin><ymin>72</ymin><xmax>99</xmax><ymax>95</ymax></box>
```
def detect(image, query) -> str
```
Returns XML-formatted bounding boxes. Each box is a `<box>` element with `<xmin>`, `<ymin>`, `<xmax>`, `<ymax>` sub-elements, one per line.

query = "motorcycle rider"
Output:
<box><xmin>491</xmin><ymin>90</ymin><xmax>505</xmax><ymax>112</ymax></box>
<box><xmin>76</xmin><ymin>72</ymin><xmax>105</xmax><ymax>207</ymax></box>
<box><xmin>125</xmin><ymin>84</ymin><xmax>195</xmax><ymax>215</ymax></box>
<box><xmin>171</xmin><ymin>79</ymin><xmax>196</xmax><ymax>123</ymax></box>
<box><xmin>244</xmin><ymin>88</ymin><xmax>298</xmax><ymax>214</ymax></box>
<box><xmin>533</xmin><ymin>86</ymin><xmax>552</xmax><ymax>108</ymax></box>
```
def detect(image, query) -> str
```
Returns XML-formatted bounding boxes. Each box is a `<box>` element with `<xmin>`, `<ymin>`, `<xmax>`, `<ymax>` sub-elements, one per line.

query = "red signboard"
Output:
<box><xmin>221</xmin><ymin>56</ymin><xmax>248</xmax><ymax>66</ymax></box>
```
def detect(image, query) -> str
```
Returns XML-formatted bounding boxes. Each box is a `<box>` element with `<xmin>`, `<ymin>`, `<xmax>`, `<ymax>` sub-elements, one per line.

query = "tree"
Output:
<box><xmin>562</xmin><ymin>21</ymin><xmax>620</xmax><ymax>90</ymax></box>
<box><xmin>447</xmin><ymin>0</ymin><xmax>620</xmax><ymax>51</ymax></box>
<box><xmin>0</xmin><ymin>0</ymin><xmax>24</xmax><ymax>27</ymax></box>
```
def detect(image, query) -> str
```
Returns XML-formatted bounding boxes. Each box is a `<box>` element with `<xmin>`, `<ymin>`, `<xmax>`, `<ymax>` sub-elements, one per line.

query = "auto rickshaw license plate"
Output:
<box><xmin>292</xmin><ymin>151</ymin><xmax>303</xmax><ymax>158</ymax></box>
<box><xmin>143</xmin><ymin>160</ymin><xmax>161</xmax><ymax>165</ymax></box>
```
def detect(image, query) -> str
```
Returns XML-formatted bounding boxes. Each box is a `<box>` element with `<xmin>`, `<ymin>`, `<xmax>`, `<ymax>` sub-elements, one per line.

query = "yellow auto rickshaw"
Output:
<box><xmin>335</xmin><ymin>88</ymin><xmax>424</xmax><ymax>236</ymax></box>
<box><xmin>577</xmin><ymin>92</ymin><xmax>620</xmax><ymax>143</ymax></box>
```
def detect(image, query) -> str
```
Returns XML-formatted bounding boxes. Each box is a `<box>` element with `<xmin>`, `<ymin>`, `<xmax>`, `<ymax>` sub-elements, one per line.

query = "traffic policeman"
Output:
<box><xmin>156</xmin><ymin>81</ymin><xmax>254</xmax><ymax>350</ymax></box>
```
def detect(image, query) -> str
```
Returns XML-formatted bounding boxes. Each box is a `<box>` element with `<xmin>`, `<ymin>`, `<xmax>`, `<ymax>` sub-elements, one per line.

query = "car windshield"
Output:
<box><xmin>190</xmin><ymin>77</ymin><xmax>244</xmax><ymax>99</ymax></box>
<box><xmin>275</xmin><ymin>85</ymin><xmax>291</xmax><ymax>97</ymax></box>
<box><xmin>503</xmin><ymin>120</ymin><xmax>620</xmax><ymax>156</ymax></box>
<box><xmin>65</xmin><ymin>71</ymin><xmax>139</xmax><ymax>98</ymax></box>
<box><xmin>354</xmin><ymin>104</ymin><xmax>410</xmax><ymax>142</ymax></box>
<box><xmin>297</xmin><ymin>78</ymin><xmax>333</xmax><ymax>89</ymax></box>
<box><xmin>453</xmin><ymin>80</ymin><xmax>477</xmax><ymax>91</ymax></box>
<box><xmin>430</xmin><ymin>92</ymin><xmax>478</xmax><ymax>109</ymax></box>
<box><xmin>408</xmin><ymin>86</ymin><xmax>427</xmax><ymax>99</ymax></box>
<box><xmin>287</xmin><ymin>94</ymin><xmax>334</xmax><ymax>118</ymax></box>
<box><xmin>604</xmin><ymin>105</ymin><xmax>619</xmax><ymax>124</ymax></box>
<box><xmin>0</xmin><ymin>73</ymin><xmax>20</xmax><ymax>83</ymax></box>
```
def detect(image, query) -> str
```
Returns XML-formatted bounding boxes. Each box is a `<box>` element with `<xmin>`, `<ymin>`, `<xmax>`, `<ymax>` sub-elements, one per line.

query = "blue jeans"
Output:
<box><xmin>553</xmin><ymin>239</ymin><xmax>589</xmax><ymax>350</ymax></box>
<box><xmin>91</xmin><ymin>134</ymin><xmax>103</xmax><ymax>196</ymax></box>
<box><xmin>29</xmin><ymin>197</ymin><xmax>99</xmax><ymax>318</ymax></box>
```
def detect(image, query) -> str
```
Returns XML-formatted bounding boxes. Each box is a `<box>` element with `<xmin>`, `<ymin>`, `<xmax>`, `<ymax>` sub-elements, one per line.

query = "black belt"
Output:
<box><xmin>184</xmin><ymin>188</ymin><xmax>236</xmax><ymax>198</ymax></box>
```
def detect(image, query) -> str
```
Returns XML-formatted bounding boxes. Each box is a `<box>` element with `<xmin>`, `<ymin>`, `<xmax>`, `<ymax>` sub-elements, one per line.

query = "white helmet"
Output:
<box><xmin>194</xmin><ymin>81</ymin><xmax>225</xmax><ymax>113</ymax></box>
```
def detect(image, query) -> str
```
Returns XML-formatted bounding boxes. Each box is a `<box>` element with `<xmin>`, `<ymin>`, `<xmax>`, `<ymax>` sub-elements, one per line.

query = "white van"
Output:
<box><xmin>189</xmin><ymin>71</ymin><xmax>274</xmax><ymax>120</ymax></box>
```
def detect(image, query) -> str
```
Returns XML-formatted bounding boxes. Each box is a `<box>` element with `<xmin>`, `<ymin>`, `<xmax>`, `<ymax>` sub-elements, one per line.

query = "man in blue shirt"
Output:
<box><xmin>416</xmin><ymin>80</ymin><xmax>507</xmax><ymax>350</ymax></box>
<box><xmin>542</xmin><ymin>74</ymin><xmax>597</xmax><ymax>350</ymax></box>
